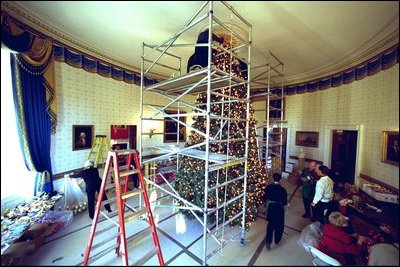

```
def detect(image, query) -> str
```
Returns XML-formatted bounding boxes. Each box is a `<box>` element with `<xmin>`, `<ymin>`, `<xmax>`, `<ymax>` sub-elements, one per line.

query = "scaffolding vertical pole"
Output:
<box><xmin>202</xmin><ymin>2</ymin><xmax>213</xmax><ymax>265</ymax></box>
<box><xmin>139</xmin><ymin>42</ymin><xmax>145</xmax><ymax>208</ymax></box>
<box><xmin>140</xmin><ymin>42</ymin><xmax>145</xmax><ymax>165</ymax></box>
<box><xmin>240</xmin><ymin>21</ymin><xmax>252</xmax><ymax>245</ymax></box>
<box><xmin>266</xmin><ymin>52</ymin><xmax>271</xmax><ymax>168</ymax></box>
<box><xmin>280</xmin><ymin>63</ymin><xmax>285</xmax><ymax>172</ymax></box>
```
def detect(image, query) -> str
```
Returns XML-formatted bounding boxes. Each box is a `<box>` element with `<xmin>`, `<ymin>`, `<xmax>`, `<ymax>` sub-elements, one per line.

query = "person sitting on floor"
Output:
<box><xmin>318</xmin><ymin>211</ymin><xmax>368</xmax><ymax>265</ymax></box>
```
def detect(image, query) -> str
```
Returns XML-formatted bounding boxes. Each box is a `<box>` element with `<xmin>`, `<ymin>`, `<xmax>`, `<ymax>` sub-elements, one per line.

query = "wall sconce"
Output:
<box><xmin>149</xmin><ymin>128</ymin><xmax>156</xmax><ymax>138</ymax></box>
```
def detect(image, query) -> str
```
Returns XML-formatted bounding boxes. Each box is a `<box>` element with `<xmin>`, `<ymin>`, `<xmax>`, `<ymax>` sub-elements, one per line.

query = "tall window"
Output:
<box><xmin>163</xmin><ymin>110</ymin><xmax>186</xmax><ymax>143</ymax></box>
<box><xmin>1</xmin><ymin>49</ymin><xmax>35</xmax><ymax>204</ymax></box>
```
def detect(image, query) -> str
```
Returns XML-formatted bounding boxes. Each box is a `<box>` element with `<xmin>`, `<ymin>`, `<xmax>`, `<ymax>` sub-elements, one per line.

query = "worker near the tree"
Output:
<box><xmin>70</xmin><ymin>160</ymin><xmax>112</xmax><ymax>219</ymax></box>
<box><xmin>263</xmin><ymin>173</ymin><xmax>289</xmax><ymax>250</ymax></box>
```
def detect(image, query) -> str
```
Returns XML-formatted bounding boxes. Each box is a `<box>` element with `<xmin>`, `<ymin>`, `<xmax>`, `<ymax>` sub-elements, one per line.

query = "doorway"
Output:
<box><xmin>330</xmin><ymin>130</ymin><xmax>358</xmax><ymax>184</ymax></box>
<box><xmin>128</xmin><ymin>125</ymin><xmax>137</xmax><ymax>149</ymax></box>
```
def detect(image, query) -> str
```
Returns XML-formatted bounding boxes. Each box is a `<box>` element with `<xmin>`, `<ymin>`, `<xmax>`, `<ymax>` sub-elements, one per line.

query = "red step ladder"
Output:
<box><xmin>82</xmin><ymin>149</ymin><xmax>164</xmax><ymax>266</ymax></box>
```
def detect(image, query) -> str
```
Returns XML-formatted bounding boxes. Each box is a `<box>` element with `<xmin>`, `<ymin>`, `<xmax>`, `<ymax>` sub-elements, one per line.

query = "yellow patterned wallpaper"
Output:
<box><xmin>51</xmin><ymin>62</ymin><xmax>193</xmax><ymax>174</ymax></box>
<box><xmin>253</xmin><ymin>64</ymin><xmax>399</xmax><ymax>188</ymax></box>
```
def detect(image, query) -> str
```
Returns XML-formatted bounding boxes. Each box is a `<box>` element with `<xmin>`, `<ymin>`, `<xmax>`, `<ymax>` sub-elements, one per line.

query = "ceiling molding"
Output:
<box><xmin>283</xmin><ymin>29</ymin><xmax>399</xmax><ymax>85</ymax></box>
<box><xmin>2</xmin><ymin>1</ymin><xmax>397</xmax><ymax>85</ymax></box>
<box><xmin>1</xmin><ymin>1</ymin><xmax>166</xmax><ymax>80</ymax></box>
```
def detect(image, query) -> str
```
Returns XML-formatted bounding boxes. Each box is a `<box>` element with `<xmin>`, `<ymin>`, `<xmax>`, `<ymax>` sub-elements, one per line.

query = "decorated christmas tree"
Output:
<box><xmin>174</xmin><ymin>37</ymin><xmax>272</xmax><ymax>229</ymax></box>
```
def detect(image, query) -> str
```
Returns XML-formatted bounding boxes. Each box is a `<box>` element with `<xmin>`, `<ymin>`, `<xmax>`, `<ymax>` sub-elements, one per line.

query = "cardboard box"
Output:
<box><xmin>361</xmin><ymin>181</ymin><xmax>399</xmax><ymax>204</ymax></box>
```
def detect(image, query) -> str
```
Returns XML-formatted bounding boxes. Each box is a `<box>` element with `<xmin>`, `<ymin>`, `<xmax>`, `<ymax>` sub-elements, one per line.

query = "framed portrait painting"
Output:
<box><xmin>381</xmin><ymin>131</ymin><xmax>399</xmax><ymax>166</ymax></box>
<box><xmin>295</xmin><ymin>131</ymin><xmax>319</xmax><ymax>148</ymax></box>
<box><xmin>73</xmin><ymin>125</ymin><xmax>94</xmax><ymax>151</ymax></box>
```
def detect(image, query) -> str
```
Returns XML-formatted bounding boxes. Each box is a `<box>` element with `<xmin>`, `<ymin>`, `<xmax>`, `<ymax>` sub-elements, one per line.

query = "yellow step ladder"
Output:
<box><xmin>88</xmin><ymin>135</ymin><xmax>110</xmax><ymax>167</ymax></box>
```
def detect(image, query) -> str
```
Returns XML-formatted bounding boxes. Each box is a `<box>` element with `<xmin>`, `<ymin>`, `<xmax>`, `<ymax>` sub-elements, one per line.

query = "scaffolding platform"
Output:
<box><xmin>145</xmin><ymin>66</ymin><xmax>246</xmax><ymax>95</ymax></box>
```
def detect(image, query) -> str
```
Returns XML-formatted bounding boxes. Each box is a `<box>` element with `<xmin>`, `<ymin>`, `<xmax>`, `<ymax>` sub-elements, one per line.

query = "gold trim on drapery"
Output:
<box><xmin>12</xmin><ymin>56</ymin><xmax>35</xmax><ymax>172</ymax></box>
<box><xmin>2</xmin><ymin>12</ymin><xmax>57</xmax><ymax>134</ymax></box>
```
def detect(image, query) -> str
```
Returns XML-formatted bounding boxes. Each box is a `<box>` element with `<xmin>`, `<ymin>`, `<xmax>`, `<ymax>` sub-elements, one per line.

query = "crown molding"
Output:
<box><xmin>1</xmin><ymin>1</ymin><xmax>167</xmax><ymax>81</ymax></box>
<box><xmin>283</xmin><ymin>29</ymin><xmax>399</xmax><ymax>85</ymax></box>
<box><xmin>2</xmin><ymin>1</ymin><xmax>398</xmax><ymax>85</ymax></box>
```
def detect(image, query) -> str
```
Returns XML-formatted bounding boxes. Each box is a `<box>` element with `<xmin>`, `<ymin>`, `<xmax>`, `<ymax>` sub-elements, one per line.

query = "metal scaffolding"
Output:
<box><xmin>252</xmin><ymin>51</ymin><xmax>285</xmax><ymax>173</ymax></box>
<box><xmin>139</xmin><ymin>1</ymin><xmax>251</xmax><ymax>265</ymax></box>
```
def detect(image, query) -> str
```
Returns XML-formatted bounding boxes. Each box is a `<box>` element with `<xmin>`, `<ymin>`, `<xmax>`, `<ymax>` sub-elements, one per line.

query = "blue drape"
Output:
<box><xmin>3</xmin><ymin>12</ymin><xmax>54</xmax><ymax>195</ymax></box>
<box><xmin>10</xmin><ymin>54</ymin><xmax>54</xmax><ymax>193</ymax></box>
<box><xmin>53</xmin><ymin>45</ymin><xmax>156</xmax><ymax>85</ymax></box>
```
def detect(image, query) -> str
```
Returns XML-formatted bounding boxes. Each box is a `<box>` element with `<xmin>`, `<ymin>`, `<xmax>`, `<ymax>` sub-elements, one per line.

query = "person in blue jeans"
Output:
<box><xmin>264</xmin><ymin>173</ymin><xmax>289</xmax><ymax>250</ymax></box>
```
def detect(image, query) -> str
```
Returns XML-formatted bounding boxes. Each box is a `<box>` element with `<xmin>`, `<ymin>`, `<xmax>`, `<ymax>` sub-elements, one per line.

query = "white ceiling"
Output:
<box><xmin>6</xmin><ymin>1</ymin><xmax>399</xmax><ymax>84</ymax></box>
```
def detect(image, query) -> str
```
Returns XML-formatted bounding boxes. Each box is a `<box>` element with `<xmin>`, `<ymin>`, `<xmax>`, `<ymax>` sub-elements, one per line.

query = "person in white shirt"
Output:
<box><xmin>311</xmin><ymin>165</ymin><xmax>334</xmax><ymax>224</ymax></box>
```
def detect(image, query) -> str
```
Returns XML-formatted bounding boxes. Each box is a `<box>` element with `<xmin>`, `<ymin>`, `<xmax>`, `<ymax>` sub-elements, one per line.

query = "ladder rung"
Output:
<box><xmin>92</xmin><ymin>233</ymin><xmax>119</xmax><ymax>251</ymax></box>
<box><xmin>115</xmin><ymin>149</ymin><xmax>137</xmax><ymax>156</ymax></box>
<box><xmin>130</xmin><ymin>247</ymin><xmax>158</xmax><ymax>266</ymax></box>
<box><xmin>121</xmin><ymin>188</ymin><xmax>144</xmax><ymax>200</ymax></box>
<box><xmin>124</xmin><ymin>208</ymin><xmax>148</xmax><ymax>223</ymax></box>
<box><xmin>119</xmin><ymin>169</ymin><xmax>140</xmax><ymax>177</ymax></box>
<box><xmin>126</xmin><ymin>228</ymin><xmax>153</xmax><ymax>246</ymax></box>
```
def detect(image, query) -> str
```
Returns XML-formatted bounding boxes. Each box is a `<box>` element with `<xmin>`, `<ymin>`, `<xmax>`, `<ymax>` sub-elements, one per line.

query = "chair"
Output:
<box><xmin>309</xmin><ymin>246</ymin><xmax>341</xmax><ymax>266</ymax></box>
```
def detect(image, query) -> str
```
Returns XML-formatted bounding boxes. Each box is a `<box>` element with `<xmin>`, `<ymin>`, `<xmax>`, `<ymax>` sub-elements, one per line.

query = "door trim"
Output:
<box><xmin>323</xmin><ymin>124</ymin><xmax>363</xmax><ymax>184</ymax></box>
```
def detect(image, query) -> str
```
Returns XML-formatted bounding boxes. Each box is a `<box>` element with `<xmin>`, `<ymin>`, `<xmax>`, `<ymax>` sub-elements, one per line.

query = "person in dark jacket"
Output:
<box><xmin>300</xmin><ymin>161</ymin><xmax>319</xmax><ymax>219</ymax></box>
<box><xmin>264</xmin><ymin>173</ymin><xmax>289</xmax><ymax>250</ymax></box>
<box><xmin>70</xmin><ymin>160</ymin><xmax>112</xmax><ymax>219</ymax></box>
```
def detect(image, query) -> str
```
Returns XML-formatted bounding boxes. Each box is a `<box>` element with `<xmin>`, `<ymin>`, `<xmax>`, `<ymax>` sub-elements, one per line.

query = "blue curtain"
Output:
<box><xmin>3</xmin><ymin>13</ymin><xmax>54</xmax><ymax>194</ymax></box>
<box><xmin>10</xmin><ymin>55</ymin><xmax>53</xmax><ymax>192</ymax></box>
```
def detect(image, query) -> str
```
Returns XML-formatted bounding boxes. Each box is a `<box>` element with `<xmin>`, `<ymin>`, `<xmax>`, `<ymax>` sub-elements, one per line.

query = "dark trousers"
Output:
<box><xmin>303</xmin><ymin>198</ymin><xmax>316</xmax><ymax>218</ymax></box>
<box><xmin>314</xmin><ymin>201</ymin><xmax>331</xmax><ymax>224</ymax></box>
<box><xmin>266</xmin><ymin>217</ymin><xmax>284</xmax><ymax>245</ymax></box>
<box><xmin>302</xmin><ymin>197</ymin><xmax>312</xmax><ymax>215</ymax></box>
<box><xmin>87</xmin><ymin>188</ymin><xmax>111</xmax><ymax>219</ymax></box>
<box><xmin>131</xmin><ymin>174</ymin><xmax>139</xmax><ymax>188</ymax></box>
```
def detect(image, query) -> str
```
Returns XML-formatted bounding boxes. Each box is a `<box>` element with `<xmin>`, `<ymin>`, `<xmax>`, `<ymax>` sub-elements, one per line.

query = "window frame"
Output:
<box><xmin>163</xmin><ymin>110</ymin><xmax>186</xmax><ymax>143</ymax></box>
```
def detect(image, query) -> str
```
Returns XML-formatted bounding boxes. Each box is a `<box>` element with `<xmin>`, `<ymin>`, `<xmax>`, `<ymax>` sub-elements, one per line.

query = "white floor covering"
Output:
<box><xmin>25</xmin><ymin>177</ymin><xmax>316</xmax><ymax>266</ymax></box>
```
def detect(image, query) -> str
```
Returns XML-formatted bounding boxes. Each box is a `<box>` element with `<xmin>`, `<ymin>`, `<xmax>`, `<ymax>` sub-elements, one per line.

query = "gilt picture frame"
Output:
<box><xmin>295</xmin><ymin>131</ymin><xmax>319</xmax><ymax>148</ymax></box>
<box><xmin>73</xmin><ymin>125</ymin><xmax>94</xmax><ymax>151</ymax></box>
<box><xmin>381</xmin><ymin>131</ymin><xmax>399</xmax><ymax>166</ymax></box>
